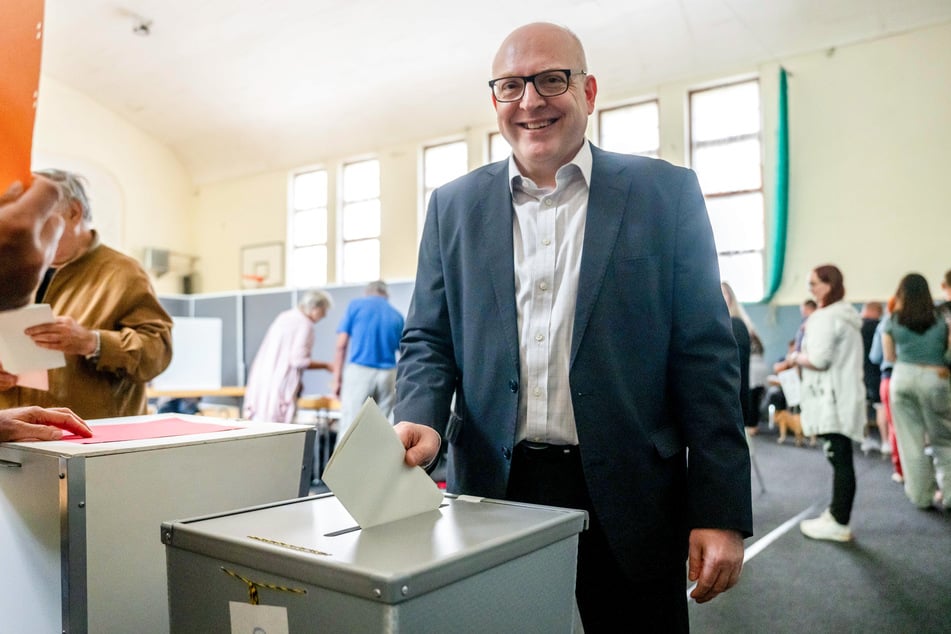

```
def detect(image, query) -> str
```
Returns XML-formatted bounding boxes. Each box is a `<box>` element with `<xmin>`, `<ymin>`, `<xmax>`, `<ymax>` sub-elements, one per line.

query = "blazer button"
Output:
<box><xmin>502</xmin><ymin>446</ymin><xmax>512</xmax><ymax>460</ymax></box>
<box><xmin>509</xmin><ymin>380</ymin><xmax>518</xmax><ymax>393</ymax></box>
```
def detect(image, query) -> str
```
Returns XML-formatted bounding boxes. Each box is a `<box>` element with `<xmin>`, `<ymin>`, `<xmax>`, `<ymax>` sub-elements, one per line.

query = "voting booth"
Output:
<box><xmin>0</xmin><ymin>414</ymin><xmax>314</xmax><ymax>633</ymax></box>
<box><xmin>163</xmin><ymin>493</ymin><xmax>586</xmax><ymax>632</ymax></box>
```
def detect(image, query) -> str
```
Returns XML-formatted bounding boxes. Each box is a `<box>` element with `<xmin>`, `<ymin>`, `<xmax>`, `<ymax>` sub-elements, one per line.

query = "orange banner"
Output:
<box><xmin>0</xmin><ymin>0</ymin><xmax>46</xmax><ymax>188</ymax></box>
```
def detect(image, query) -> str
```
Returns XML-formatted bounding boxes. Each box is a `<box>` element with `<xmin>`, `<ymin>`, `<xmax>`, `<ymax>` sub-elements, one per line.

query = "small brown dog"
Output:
<box><xmin>774</xmin><ymin>410</ymin><xmax>816</xmax><ymax>447</ymax></box>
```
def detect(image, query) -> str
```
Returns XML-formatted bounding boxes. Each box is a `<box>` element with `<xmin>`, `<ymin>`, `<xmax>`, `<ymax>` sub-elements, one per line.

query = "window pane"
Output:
<box><xmin>489</xmin><ymin>133</ymin><xmax>510</xmax><ymax>163</ymax></box>
<box><xmin>691</xmin><ymin>81</ymin><xmax>761</xmax><ymax>142</ymax></box>
<box><xmin>424</xmin><ymin>141</ymin><xmax>468</xmax><ymax>188</ymax></box>
<box><xmin>342</xmin><ymin>239</ymin><xmax>380</xmax><ymax>284</ymax></box>
<box><xmin>693</xmin><ymin>139</ymin><xmax>762</xmax><ymax>194</ymax></box>
<box><xmin>292</xmin><ymin>208</ymin><xmax>327</xmax><ymax>246</ymax></box>
<box><xmin>342</xmin><ymin>199</ymin><xmax>380</xmax><ymax>241</ymax></box>
<box><xmin>290</xmin><ymin>245</ymin><xmax>327</xmax><ymax>288</ymax></box>
<box><xmin>718</xmin><ymin>252</ymin><xmax>764</xmax><ymax>303</ymax></box>
<box><xmin>293</xmin><ymin>170</ymin><xmax>327</xmax><ymax>210</ymax></box>
<box><xmin>706</xmin><ymin>192</ymin><xmax>765</xmax><ymax>253</ymax></box>
<box><xmin>599</xmin><ymin>101</ymin><xmax>659</xmax><ymax>156</ymax></box>
<box><xmin>690</xmin><ymin>78</ymin><xmax>765</xmax><ymax>304</ymax></box>
<box><xmin>343</xmin><ymin>160</ymin><xmax>380</xmax><ymax>201</ymax></box>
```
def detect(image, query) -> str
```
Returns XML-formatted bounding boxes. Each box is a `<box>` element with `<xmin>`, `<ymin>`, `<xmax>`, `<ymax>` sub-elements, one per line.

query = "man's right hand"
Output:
<box><xmin>394</xmin><ymin>421</ymin><xmax>441</xmax><ymax>468</ymax></box>
<box><xmin>0</xmin><ymin>406</ymin><xmax>92</xmax><ymax>442</ymax></box>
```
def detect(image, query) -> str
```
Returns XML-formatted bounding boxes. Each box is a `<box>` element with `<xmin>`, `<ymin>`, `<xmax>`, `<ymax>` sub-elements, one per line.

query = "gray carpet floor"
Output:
<box><xmin>688</xmin><ymin>425</ymin><xmax>951</xmax><ymax>633</ymax></box>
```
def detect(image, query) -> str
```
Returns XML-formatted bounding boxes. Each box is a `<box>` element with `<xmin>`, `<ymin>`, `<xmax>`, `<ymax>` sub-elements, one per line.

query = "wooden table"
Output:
<box><xmin>147</xmin><ymin>386</ymin><xmax>246</xmax><ymax>399</ymax></box>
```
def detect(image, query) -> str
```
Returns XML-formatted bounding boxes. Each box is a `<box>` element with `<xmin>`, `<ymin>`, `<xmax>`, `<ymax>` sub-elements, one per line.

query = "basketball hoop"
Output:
<box><xmin>241</xmin><ymin>273</ymin><xmax>265</xmax><ymax>288</ymax></box>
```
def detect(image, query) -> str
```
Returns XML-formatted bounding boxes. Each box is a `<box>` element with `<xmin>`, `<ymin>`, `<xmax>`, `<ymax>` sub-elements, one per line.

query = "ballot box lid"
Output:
<box><xmin>162</xmin><ymin>493</ymin><xmax>586</xmax><ymax>604</ymax></box>
<box><xmin>2</xmin><ymin>414</ymin><xmax>306</xmax><ymax>458</ymax></box>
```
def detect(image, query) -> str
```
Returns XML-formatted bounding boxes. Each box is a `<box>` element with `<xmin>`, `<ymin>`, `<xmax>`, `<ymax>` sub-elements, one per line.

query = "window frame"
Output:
<box><xmin>596</xmin><ymin>98</ymin><xmax>661</xmax><ymax>158</ymax></box>
<box><xmin>287</xmin><ymin>167</ymin><xmax>329</xmax><ymax>288</ymax></box>
<box><xmin>338</xmin><ymin>157</ymin><xmax>382</xmax><ymax>284</ymax></box>
<box><xmin>688</xmin><ymin>77</ymin><xmax>765</xmax><ymax>302</ymax></box>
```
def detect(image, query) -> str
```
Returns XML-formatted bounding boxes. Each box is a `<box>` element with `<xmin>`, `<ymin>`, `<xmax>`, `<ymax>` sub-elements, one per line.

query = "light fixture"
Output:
<box><xmin>132</xmin><ymin>18</ymin><xmax>152</xmax><ymax>36</ymax></box>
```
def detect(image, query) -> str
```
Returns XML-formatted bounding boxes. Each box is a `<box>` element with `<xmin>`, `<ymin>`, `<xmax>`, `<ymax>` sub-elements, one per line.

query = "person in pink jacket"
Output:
<box><xmin>243</xmin><ymin>290</ymin><xmax>333</xmax><ymax>423</ymax></box>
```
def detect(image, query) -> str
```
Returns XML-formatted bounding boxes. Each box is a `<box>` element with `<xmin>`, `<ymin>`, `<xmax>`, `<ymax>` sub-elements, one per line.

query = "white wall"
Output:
<box><xmin>768</xmin><ymin>22</ymin><xmax>951</xmax><ymax>303</ymax></box>
<box><xmin>32</xmin><ymin>76</ymin><xmax>195</xmax><ymax>294</ymax></box>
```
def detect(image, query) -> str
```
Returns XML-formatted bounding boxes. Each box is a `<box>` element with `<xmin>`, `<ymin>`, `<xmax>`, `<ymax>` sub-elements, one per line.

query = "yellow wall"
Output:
<box><xmin>34</xmin><ymin>22</ymin><xmax>951</xmax><ymax>301</ymax></box>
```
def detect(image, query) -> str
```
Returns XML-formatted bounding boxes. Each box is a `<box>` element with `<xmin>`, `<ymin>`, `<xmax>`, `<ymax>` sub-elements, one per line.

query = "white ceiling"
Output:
<box><xmin>41</xmin><ymin>0</ymin><xmax>951</xmax><ymax>185</ymax></box>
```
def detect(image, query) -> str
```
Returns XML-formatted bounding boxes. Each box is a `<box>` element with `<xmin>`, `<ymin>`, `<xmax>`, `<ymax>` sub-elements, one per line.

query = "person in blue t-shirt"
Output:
<box><xmin>331</xmin><ymin>280</ymin><xmax>405</xmax><ymax>447</ymax></box>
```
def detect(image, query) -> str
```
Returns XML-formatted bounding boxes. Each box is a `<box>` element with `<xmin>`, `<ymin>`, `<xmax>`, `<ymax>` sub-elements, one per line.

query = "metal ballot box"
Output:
<box><xmin>0</xmin><ymin>414</ymin><xmax>314</xmax><ymax>634</ymax></box>
<box><xmin>162</xmin><ymin>493</ymin><xmax>586</xmax><ymax>633</ymax></box>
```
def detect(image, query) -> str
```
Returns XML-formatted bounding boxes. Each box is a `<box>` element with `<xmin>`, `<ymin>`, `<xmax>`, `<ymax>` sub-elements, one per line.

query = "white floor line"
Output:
<box><xmin>686</xmin><ymin>503</ymin><xmax>820</xmax><ymax>602</ymax></box>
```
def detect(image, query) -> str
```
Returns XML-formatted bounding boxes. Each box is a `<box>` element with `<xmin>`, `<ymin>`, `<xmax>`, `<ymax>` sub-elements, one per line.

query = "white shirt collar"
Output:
<box><xmin>507</xmin><ymin>140</ymin><xmax>593</xmax><ymax>194</ymax></box>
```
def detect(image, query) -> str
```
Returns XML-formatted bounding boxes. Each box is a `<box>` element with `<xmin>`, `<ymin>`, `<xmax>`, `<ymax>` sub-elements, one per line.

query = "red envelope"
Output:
<box><xmin>60</xmin><ymin>418</ymin><xmax>243</xmax><ymax>444</ymax></box>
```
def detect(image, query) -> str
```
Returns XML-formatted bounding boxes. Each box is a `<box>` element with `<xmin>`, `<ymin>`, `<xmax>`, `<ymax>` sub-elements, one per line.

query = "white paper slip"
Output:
<box><xmin>322</xmin><ymin>397</ymin><xmax>443</xmax><ymax>528</ymax></box>
<box><xmin>16</xmin><ymin>369</ymin><xmax>48</xmax><ymax>391</ymax></box>
<box><xmin>777</xmin><ymin>367</ymin><xmax>801</xmax><ymax>407</ymax></box>
<box><xmin>0</xmin><ymin>304</ymin><xmax>66</xmax><ymax>375</ymax></box>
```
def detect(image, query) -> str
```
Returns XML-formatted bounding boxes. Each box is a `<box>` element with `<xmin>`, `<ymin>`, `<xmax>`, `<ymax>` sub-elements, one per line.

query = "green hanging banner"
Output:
<box><xmin>762</xmin><ymin>67</ymin><xmax>789</xmax><ymax>302</ymax></box>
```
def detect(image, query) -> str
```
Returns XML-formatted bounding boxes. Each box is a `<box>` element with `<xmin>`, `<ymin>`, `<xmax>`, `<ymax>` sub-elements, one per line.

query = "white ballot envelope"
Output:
<box><xmin>322</xmin><ymin>397</ymin><xmax>444</xmax><ymax>528</ymax></box>
<box><xmin>777</xmin><ymin>367</ymin><xmax>802</xmax><ymax>407</ymax></box>
<box><xmin>0</xmin><ymin>304</ymin><xmax>65</xmax><ymax>375</ymax></box>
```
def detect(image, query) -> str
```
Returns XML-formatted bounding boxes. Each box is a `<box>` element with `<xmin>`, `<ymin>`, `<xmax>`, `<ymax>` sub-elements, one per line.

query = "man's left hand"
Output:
<box><xmin>25</xmin><ymin>316</ymin><xmax>98</xmax><ymax>356</ymax></box>
<box><xmin>687</xmin><ymin>528</ymin><xmax>744</xmax><ymax>603</ymax></box>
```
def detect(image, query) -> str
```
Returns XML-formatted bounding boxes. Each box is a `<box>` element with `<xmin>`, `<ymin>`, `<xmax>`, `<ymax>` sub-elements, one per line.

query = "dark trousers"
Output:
<box><xmin>819</xmin><ymin>433</ymin><xmax>856</xmax><ymax>524</ymax></box>
<box><xmin>506</xmin><ymin>441</ymin><xmax>689</xmax><ymax>633</ymax></box>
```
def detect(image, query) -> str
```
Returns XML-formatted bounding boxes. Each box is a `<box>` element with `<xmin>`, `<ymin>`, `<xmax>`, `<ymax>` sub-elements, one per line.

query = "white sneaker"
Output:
<box><xmin>881</xmin><ymin>443</ymin><xmax>892</xmax><ymax>456</ymax></box>
<box><xmin>891</xmin><ymin>472</ymin><xmax>904</xmax><ymax>484</ymax></box>
<box><xmin>800</xmin><ymin>510</ymin><xmax>853</xmax><ymax>542</ymax></box>
<box><xmin>860</xmin><ymin>437</ymin><xmax>880</xmax><ymax>454</ymax></box>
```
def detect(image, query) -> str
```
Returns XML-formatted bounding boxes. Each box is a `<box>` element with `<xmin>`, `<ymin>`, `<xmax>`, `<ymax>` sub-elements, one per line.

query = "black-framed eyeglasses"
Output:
<box><xmin>488</xmin><ymin>69</ymin><xmax>586</xmax><ymax>102</ymax></box>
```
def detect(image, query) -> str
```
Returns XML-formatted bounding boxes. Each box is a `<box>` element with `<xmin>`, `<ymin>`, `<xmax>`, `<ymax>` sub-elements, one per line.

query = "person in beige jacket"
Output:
<box><xmin>0</xmin><ymin>169</ymin><xmax>172</xmax><ymax>420</ymax></box>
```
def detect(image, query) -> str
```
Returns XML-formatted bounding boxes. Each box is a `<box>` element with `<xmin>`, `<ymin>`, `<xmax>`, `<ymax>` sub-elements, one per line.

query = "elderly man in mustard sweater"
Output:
<box><xmin>0</xmin><ymin>169</ymin><xmax>172</xmax><ymax>420</ymax></box>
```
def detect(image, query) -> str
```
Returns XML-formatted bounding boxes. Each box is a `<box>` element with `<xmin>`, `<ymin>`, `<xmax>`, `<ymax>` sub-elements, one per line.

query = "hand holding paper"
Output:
<box><xmin>321</xmin><ymin>398</ymin><xmax>443</xmax><ymax>528</ymax></box>
<box><xmin>0</xmin><ymin>304</ymin><xmax>66</xmax><ymax>376</ymax></box>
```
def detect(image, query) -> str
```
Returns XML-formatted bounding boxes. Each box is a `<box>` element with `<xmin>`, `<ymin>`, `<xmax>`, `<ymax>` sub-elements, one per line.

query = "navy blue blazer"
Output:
<box><xmin>395</xmin><ymin>144</ymin><xmax>753</xmax><ymax>580</ymax></box>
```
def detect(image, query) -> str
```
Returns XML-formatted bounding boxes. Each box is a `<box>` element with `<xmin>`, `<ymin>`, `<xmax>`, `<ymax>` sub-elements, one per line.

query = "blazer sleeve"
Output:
<box><xmin>394</xmin><ymin>187</ymin><xmax>457</xmax><ymax>435</ymax></box>
<box><xmin>667</xmin><ymin>170</ymin><xmax>753</xmax><ymax>536</ymax></box>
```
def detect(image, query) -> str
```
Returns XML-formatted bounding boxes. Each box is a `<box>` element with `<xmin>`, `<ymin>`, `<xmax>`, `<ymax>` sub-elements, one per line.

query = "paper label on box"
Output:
<box><xmin>229</xmin><ymin>602</ymin><xmax>289</xmax><ymax>634</ymax></box>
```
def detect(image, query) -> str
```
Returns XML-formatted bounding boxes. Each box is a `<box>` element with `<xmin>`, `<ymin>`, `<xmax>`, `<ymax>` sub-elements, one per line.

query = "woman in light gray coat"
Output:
<box><xmin>792</xmin><ymin>265</ymin><xmax>865</xmax><ymax>542</ymax></box>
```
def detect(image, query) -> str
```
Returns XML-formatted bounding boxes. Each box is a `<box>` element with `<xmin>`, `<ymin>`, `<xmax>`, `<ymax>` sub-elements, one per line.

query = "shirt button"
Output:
<box><xmin>535</xmin><ymin>333</ymin><xmax>544</xmax><ymax>342</ymax></box>
<box><xmin>542</xmin><ymin>239</ymin><xmax>551</xmax><ymax>246</ymax></box>
<box><xmin>538</xmin><ymin>281</ymin><xmax>548</xmax><ymax>291</ymax></box>
<box><xmin>533</xmin><ymin>386</ymin><xmax>542</xmax><ymax>397</ymax></box>
<box><xmin>509</xmin><ymin>380</ymin><xmax>519</xmax><ymax>393</ymax></box>
<box><xmin>544</xmin><ymin>198</ymin><xmax>553</xmax><ymax>207</ymax></box>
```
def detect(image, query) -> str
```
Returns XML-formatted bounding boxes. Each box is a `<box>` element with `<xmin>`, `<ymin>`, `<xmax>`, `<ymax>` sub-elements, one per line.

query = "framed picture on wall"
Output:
<box><xmin>240</xmin><ymin>242</ymin><xmax>284</xmax><ymax>289</ymax></box>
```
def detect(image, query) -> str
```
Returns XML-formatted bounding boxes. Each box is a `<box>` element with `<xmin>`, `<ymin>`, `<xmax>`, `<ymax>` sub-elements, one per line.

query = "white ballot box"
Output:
<box><xmin>162</xmin><ymin>493</ymin><xmax>586</xmax><ymax>633</ymax></box>
<box><xmin>0</xmin><ymin>414</ymin><xmax>314</xmax><ymax>634</ymax></box>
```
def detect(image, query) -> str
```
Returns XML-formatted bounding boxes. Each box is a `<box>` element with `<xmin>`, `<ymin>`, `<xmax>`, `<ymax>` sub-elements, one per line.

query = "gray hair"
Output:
<box><xmin>299</xmin><ymin>289</ymin><xmax>333</xmax><ymax>312</ymax></box>
<box><xmin>366</xmin><ymin>280</ymin><xmax>388</xmax><ymax>297</ymax></box>
<box><xmin>34</xmin><ymin>169</ymin><xmax>92</xmax><ymax>221</ymax></box>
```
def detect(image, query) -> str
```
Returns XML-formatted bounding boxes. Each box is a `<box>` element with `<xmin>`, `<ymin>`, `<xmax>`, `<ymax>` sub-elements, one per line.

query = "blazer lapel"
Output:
<box><xmin>571</xmin><ymin>148</ymin><xmax>629</xmax><ymax>367</ymax></box>
<box><xmin>480</xmin><ymin>165</ymin><xmax>521</xmax><ymax>370</ymax></box>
